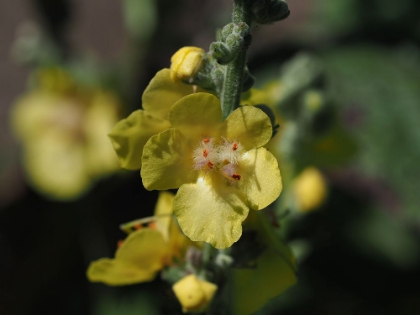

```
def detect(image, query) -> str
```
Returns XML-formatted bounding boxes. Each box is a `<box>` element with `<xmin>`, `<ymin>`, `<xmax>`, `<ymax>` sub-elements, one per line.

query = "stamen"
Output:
<box><xmin>203</xmin><ymin>149</ymin><xmax>208</xmax><ymax>157</ymax></box>
<box><xmin>148</xmin><ymin>222</ymin><xmax>157</xmax><ymax>229</ymax></box>
<box><xmin>206</xmin><ymin>161</ymin><xmax>214</xmax><ymax>169</ymax></box>
<box><xmin>203</xmin><ymin>137</ymin><xmax>210</xmax><ymax>144</ymax></box>
<box><xmin>119</xmin><ymin>216</ymin><xmax>156</xmax><ymax>233</ymax></box>
<box><xmin>232</xmin><ymin>173</ymin><xmax>241</xmax><ymax>180</ymax></box>
<box><xmin>218</xmin><ymin>139</ymin><xmax>243</xmax><ymax>165</ymax></box>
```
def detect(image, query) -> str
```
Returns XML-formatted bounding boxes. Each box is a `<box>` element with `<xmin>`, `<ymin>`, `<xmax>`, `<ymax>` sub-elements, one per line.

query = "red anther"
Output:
<box><xmin>232</xmin><ymin>173</ymin><xmax>241</xmax><ymax>180</ymax></box>
<box><xmin>203</xmin><ymin>138</ymin><xmax>210</xmax><ymax>144</ymax></box>
<box><xmin>117</xmin><ymin>240</ymin><xmax>124</xmax><ymax>248</ymax></box>
<box><xmin>148</xmin><ymin>222</ymin><xmax>157</xmax><ymax>229</ymax></box>
<box><xmin>134</xmin><ymin>223</ymin><xmax>142</xmax><ymax>230</ymax></box>
<box><xmin>203</xmin><ymin>149</ymin><xmax>208</xmax><ymax>157</ymax></box>
<box><xmin>206</xmin><ymin>161</ymin><xmax>214</xmax><ymax>169</ymax></box>
<box><xmin>232</xmin><ymin>143</ymin><xmax>238</xmax><ymax>151</ymax></box>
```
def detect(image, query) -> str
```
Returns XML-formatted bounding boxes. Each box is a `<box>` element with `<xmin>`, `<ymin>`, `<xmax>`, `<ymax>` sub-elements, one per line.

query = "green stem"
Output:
<box><xmin>199</xmin><ymin>242</ymin><xmax>215</xmax><ymax>278</ymax></box>
<box><xmin>220</xmin><ymin>0</ymin><xmax>252</xmax><ymax>120</ymax></box>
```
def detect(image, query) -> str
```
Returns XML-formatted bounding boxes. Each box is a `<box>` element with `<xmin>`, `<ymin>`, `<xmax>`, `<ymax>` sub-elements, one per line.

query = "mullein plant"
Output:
<box><xmin>89</xmin><ymin>1</ymin><xmax>298</xmax><ymax>314</ymax></box>
<box><xmin>11</xmin><ymin>67</ymin><xmax>121</xmax><ymax>200</ymax></box>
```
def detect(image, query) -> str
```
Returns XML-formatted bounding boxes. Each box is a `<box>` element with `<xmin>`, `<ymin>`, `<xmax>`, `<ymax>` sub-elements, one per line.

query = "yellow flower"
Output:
<box><xmin>11</xmin><ymin>68</ymin><xmax>120</xmax><ymax>200</ymax></box>
<box><xmin>141</xmin><ymin>93</ymin><xmax>282</xmax><ymax>249</ymax></box>
<box><xmin>87</xmin><ymin>192</ymin><xmax>195</xmax><ymax>286</ymax></box>
<box><xmin>170</xmin><ymin>46</ymin><xmax>206</xmax><ymax>82</ymax></box>
<box><xmin>172</xmin><ymin>274</ymin><xmax>217</xmax><ymax>313</ymax></box>
<box><xmin>293</xmin><ymin>166</ymin><xmax>327</xmax><ymax>212</ymax></box>
<box><xmin>232</xmin><ymin>211</ymin><xmax>297</xmax><ymax>315</ymax></box>
<box><xmin>108</xmin><ymin>68</ymin><xmax>202</xmax><ymax>170</ymax></box>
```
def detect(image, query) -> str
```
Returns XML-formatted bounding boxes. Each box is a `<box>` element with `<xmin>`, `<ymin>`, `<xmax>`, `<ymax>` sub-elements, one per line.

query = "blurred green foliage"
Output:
<box><xmin>324</xmin><ymin>45</ymin><xmax>420</xmax><ymax>217</ymax></box>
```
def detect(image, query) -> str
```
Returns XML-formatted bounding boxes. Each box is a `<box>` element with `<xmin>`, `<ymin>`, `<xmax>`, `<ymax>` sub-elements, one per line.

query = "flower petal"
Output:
<box><xmin>225</xmin><ymin>105</ymin><xmax>272</xmax><ymax>150</ymax></box>
<box><xmin>142</xmin><ymin>69</ymin><xmax>197</xmax><ymax>120</ymax></box>
<box><xmin>108</xmin><ymin>110</ymin><xmax>170</xmax><ymax>170</ymax></box>
<box><xmin>154</xmin><ymin>191</ymin><xmax>175</xmax><ymax>240</ymax></box>
<box><xmin>84</xmin><ymin>91</ymin><xmax>120</xmax><ymax>174</ymax></box>
<box><xmin>237</xmin><ymin>148</ymin><xmax>282</xmax><ymax>210</ymax></box>
<box><xmin>172</xmin><ymin>274</ymin><xmax>218</xmax><ymax>313</ymax></box>
<box><xmin>173</xmin><ymin>176</ymin><xmax>249</xmax><ymax>249</ymax></box>
<box><xmin>141</xmin><ymin>129</ymin><xmax>197</xmax><ymax>190</ymax></box>
<box><xmin>23</xmin><ymin>134</ymin><xmax>91</xmax><ymax>200</ymax></box>
<box><xmin>116</xmin><ymin>228</ymin><xmax>169</xmax><ymax>271</ymax></box>
<box><xmin>169</xmin><ymin>93</ymin><xmax>223</xmax><ymax>141</ymax></box>
<box><xmin>11</xmin><ymin>92</ymin><xmax>57</xmax><ymax>141</ymax></box>
<box><xmin>86</xmin><ymin>258</ymin><xmax>156</xmax><ymax>286</ymax></box>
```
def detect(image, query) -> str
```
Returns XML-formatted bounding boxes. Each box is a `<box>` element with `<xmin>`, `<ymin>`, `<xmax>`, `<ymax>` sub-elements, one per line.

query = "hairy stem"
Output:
<box><xmin>220</xmin><ymin>0</ymin><xmax>252</xmax><ymax>120</ymax></box>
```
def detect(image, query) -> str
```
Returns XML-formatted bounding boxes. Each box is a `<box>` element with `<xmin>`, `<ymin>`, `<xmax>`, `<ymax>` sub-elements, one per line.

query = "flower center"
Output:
<box><xmin>192</xmin><ymin>137</ymin><xmax>244</xmax><ymax>183</ymax></box>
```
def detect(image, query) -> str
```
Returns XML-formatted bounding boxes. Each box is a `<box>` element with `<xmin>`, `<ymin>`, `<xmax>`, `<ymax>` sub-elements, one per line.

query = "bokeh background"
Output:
<box><xmin>1</xmin><ymin>0</ymin><xmax>420</xmax><ymax>314</ymax></box>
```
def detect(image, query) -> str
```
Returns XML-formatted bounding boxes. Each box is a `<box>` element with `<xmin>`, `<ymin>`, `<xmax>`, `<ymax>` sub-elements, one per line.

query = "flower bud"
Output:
<box><xmin>249</xmin><ymin>0</ymin><xmax>290</xmax><ymax>24</ymax></box>
<box><xmin>293</xmin><ymin>167</ymin><xmax>327</xmax><ymax>212</ymax></box>
<box><xmin>172</xmin><ymin>274</ymin><xmax>218</xmax><ymax>313</ymax></box>
<box><xmin>170</xmin><ymin>46</ymin><xmax>206</xmax><ymax>82</ymax></box>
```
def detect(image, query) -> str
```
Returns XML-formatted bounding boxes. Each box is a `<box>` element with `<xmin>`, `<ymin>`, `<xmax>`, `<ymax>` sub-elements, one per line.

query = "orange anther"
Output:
<box><xmin>232</xmin><ymin>143</ymin><xmax>238</xmax><ymax>151</ymax></box>
<box><xmin>232</xmin><ymin>173</ymin><xmax>241</xmax><ymax>180</ymax></box>
<box><xmin>203</xmin><ymin>149</ymin><xmax>208</xmax><ymax>157</ymax></box>
<box><xmin>117</xmin><ymin>240</ymin><xmax>125</xmax><ymax>248</ymax></box>
<box><xmin>134</xmin><ymin>223</ymin><xmax>142</xmax><ymax>230</ymax></box>
<box><xmin>206</xmin><ymin>161</ymin><xmax>214</xmax><ymax>169</ymax></box>
<box><xmin>148</xmin><ymin>222</ymin><xmax>157</xmax><ymax>229</ymax></box>
<box><xmin>203</xmin><ymin>138</ymin><xmax>210</xmax><ymax>144</ymax></box>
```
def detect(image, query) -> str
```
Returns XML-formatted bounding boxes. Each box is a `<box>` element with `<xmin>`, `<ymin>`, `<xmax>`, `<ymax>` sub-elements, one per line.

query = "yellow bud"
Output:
<box><xmin>293</xmin><ymin>167</ymin><xmax>327</xmax><ymax>213</ymax></box>
<box><xmin>172</xmin><ymin>274</ymin><xmax>218</xmax><ymax>313</ymax></box>
<box><xmin>304</xmin><ymin>90</ymin><xmax>324</xmax><ymax>111</ymax></box>
<box><xmin>170</xmin><ymin>47</ymin><xmax>205</xmax><ymax>82</ymax></box>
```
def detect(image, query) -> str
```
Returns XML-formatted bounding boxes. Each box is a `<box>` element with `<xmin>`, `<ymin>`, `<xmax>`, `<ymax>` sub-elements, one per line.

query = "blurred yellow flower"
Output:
<box><xmin>108</xmin><ymin>68</ymin><xmax>202</xmax><ymax>170</ymax></box>
<box><xmin>11</xmin><ymin>68</ymin><xmax>121</xmax><ymax>200</ymax></box>
<box><xmin>141</xmin><ymin>93</ymin><xmax>282</xmax><ymax>249</ymax></box>
<box><xmin>293</xmin><ymin>167</ymin><xmax>328</xmax><ymax>212</ymax></box>
<box><xmin>170</xmin><ymin>46</ymin><xmax>205</xmax><ymax>82</ymax></box>
<box><xmin>172</xmin><ymin>274</ymin><xmax>217</xmax><ymax>313</ymax></box>
<box><xmin>87</xmin><ymin>192</ymin><xmax>196</xmax><ymax>286</ymax></box>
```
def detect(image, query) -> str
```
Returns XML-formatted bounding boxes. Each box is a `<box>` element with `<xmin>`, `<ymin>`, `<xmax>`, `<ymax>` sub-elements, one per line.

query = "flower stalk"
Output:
<box><xmin>220</xmin><ymin>0</ymin><xmax>252</xmax><ymax>120</ymax></box>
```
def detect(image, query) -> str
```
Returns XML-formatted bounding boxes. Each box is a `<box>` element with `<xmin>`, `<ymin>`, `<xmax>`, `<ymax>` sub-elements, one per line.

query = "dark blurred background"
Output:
<box><xmin>1</xmin><ymin>0</ymin><xmax>420</xmax><ymax>314</ymax></box>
